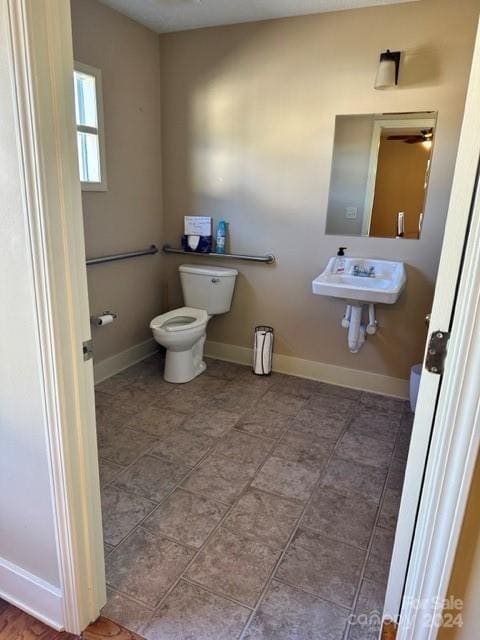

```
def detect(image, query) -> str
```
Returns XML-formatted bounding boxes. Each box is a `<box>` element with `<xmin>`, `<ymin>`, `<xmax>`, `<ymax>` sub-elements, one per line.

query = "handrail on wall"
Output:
<box><xmin>86</xmin><ymin>244</ymin><xmax>158</xmax><ymax>266</ymax></box>
<box><xmin>162</xmin><ymin>244</ymin><xmax>275</xmax><ymax>264</ymax></box>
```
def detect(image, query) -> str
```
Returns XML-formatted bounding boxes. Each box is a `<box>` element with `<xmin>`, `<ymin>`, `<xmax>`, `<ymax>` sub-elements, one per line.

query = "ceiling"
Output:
<box><xmin>98</xmin><ymin>0</ymin><xmax>420</xmax><ymax>34</ymax></box>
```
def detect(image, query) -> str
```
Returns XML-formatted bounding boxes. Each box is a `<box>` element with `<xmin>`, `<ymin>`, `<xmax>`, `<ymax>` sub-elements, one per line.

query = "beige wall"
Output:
<box><xmin>438</xmin><ymin>452</ymin><xmax>480</xmax><ymax>638</ymax></box>
<box><xmin>160</xmin><ymin>0</ymin><xmax>479</xmax><ymax>380</ymax></box>
<box><xmin>71</xmin><ymin>0</ymin><xmax>164</xmax><ymax>363</ymax></box>
<box><xmin>326</xmin><ymin>114</ymin><xmax>374</xmax><ymax>236</ymax></box>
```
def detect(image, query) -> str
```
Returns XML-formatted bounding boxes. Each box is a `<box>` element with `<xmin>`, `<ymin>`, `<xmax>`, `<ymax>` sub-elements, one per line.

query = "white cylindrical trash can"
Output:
<box><xmin>253</xmin><ymin>326</ymin><xmax>274</xmax><ymax>375</ymax></box>
<box><xmin>410</xmin><ymin>363</ymin><xmax>422</xmax><ymax>412</ymax></box>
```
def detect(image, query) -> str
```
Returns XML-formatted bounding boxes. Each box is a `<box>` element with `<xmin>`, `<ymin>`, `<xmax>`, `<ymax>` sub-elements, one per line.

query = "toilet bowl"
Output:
<box><xmin>150</xmin><ymin>307</ymin><xmax>209</xmax><ymax>383</ymax></box>
<box><xmin>150</xmin><ymin>264</ymin><xmax>238</xmax><ymax>384</ymax></box>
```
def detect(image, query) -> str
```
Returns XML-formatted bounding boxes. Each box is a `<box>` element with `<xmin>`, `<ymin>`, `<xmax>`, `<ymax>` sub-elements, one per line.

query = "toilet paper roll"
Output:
<box><xmin>253</xmin><ymin>327</ymin><xmax>273</xmax><ymax>375</ymax></box>
<box><xmin>95</xmin><ymin>314</ymin><xmax>115</xmax><ymax>326</ymax></box>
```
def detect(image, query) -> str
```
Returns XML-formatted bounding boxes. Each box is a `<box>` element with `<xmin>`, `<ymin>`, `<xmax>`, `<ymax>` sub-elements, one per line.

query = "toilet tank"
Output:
<box><xmin>179</xmin><ymin>264</ymin><xmax>238</xmax><ymax>315</ymax></box>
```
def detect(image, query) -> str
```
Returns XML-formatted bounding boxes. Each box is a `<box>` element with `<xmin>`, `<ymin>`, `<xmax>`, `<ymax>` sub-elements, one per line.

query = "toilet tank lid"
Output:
<box><xmin>179</xmin><ymin>264</ymin><xmax>238</xmax><ymax>277</ymax></box>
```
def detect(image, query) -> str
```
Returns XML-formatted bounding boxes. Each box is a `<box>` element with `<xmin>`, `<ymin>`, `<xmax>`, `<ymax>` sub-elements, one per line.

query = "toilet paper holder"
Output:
<box><xmin>91</xmin><ymin>310</ymin><xmax>117</xmax><ymax>327</ymax></box>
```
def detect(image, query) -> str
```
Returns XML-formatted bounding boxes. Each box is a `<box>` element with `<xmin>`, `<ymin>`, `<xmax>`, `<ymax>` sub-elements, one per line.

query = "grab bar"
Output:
<box><xmin>86</xmin><ymin>244</ymin><xmax>158</xmax><ymax>266</ymax></box>
<box><xmin>162</xmin><ymin>244</ymin><xmax>275</xmax><ymax>264</ymax></box>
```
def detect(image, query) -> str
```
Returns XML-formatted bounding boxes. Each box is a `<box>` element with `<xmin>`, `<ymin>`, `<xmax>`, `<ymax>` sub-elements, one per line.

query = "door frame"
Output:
<box><xmin>361</xmin><ymin>116</ymin><xmax>436</xmax><ymax>236</ymax></box>
<box><xmin>384</xmin><ymin>19</ymin><xmax>480</xmax><ymax>637</ymax></box>
<box><xmin>7</xmin><ymin>0</ymin><xmax>480</xmax><ymax>636</ymax></box>
<box><xmin>5</xmin><ymin>0</ymin><xmax>105</xmax><ymax>632</ymax></box>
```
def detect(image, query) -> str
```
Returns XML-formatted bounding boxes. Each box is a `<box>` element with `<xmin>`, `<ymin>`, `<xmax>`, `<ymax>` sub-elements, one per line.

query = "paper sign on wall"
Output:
<box><xmin>184</xmin><ymin>216</ymin><xmax>212</xmax><ymax>236</ymax></box>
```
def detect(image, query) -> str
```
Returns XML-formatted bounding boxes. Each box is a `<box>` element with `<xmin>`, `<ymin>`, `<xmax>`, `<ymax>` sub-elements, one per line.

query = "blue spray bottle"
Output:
<box><xmin>215</xmin><ymin>220</ymin><xmax>227</xmax><ymax>254</ymax></box>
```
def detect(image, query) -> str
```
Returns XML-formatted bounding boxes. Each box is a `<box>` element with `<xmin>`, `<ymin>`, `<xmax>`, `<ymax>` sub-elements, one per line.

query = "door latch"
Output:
<box><xmin>425</xmin><ymin>330</ymin><xmax>450</xmax><ymax>374</ymax></box>
<box><xmin>83</xmin><ymin>339</ymin><xmax>94</xmax><ymax>362</ymax></box>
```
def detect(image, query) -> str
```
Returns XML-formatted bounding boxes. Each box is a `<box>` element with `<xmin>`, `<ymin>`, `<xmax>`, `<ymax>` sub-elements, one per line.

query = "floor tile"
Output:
<box><xmin>97</xmin><ymin>427</ymin><xmax>157</xmax><ymax>467</ymax></box>
<box><xmin>113</xmin><ymin>455</ymin><xmax>190</xmax><ymax>503</ymax></box>
<box><xmin>276</xmin><ymin>528</ymin><xmax>365</xmax><ymax>608</ymax></box>
<box><xmin>109</xmin><ymin>386</ymin><xmax>158</xmax><ymax>415</ymax></box>
<box><xmin>128</xmin><ymin>375</ymin><xmax>174</xmax><ymax>398</ymax></box>
<box><xmin>347</xmin><ymin>579</ymin><xmax>386</xmax><ymax>640</ymax></box>
<box><xmin>364</xmin><ymin>527</ymin><xmax>395</xmax><ymax>585</ymax></box>
<box><xmin>236</xmin><ymin>407</ymin><xmax>292</xmax><ymax>440</ymax></box>
<box><xmin>95</xmin><ymin>360</ymin><xmax>402</xmax><ymax>639</ymax></box>
<box><xmin>96</xmin><ymin>389</ymin><xmax>116</xmax><ymax>408</ymax></box>
<box><xmin>336</xmin><ymin>431</ymin><xmax>394</xmax><ymax>469</ymax></box>
<box><xmin>292</xmin><ymin>407</ymin><xmax>348</xmax><ymax>441</ymax></box>
<box><xmin>302</xmin><ymin>486</ymin><xmax>378</xmax><ymax>549</ymax></box>
<box><xmin>252</xmin><ymin>455</ymin><xmax>320</xmax><ymax>502</ymax></box>
<box><xmin>306</xmin><ymin>394</ymin><xmax>357</xmax><ymax>416</ymax></box>
<box><xmin>259</xmin><ymin>391</ymin><xmax>306</xmax><ymax>416</ymax></box>
<box><xmin>223</xmin><ymin>489</ymin><xmax>302</xmax><ymax>549</ymax></box>
<box><xmin>149</xmin><ymin>428</ymin><xmax>215</xmax><ymax>467</ymax></box>
<box><xmin>314</xmin><ymin>383</ymin><xmax>362</xmax><ymax>401</ymax></box>
<box><xmin>99</xmin><ymin>459</ymin><xmax>124</xmax><ymax>488</ymax></box>
<box><xmin>162</xmin><ymin>387</ymin><xmax>210</xmax><ymax>414</ymax></box>
<box><xmin>143</xmin><ymin>489</ymin><xmax>228</xmax><ymax>548</ymax></box>
<box><xmin>360</xmin><ymin>393</ymin><xmax>408</xmax><ymax>414</ymax></box>
<box><xmin>230</xmin><ymin>373</ymin><xmax>276</xmax><ymax>396</ymax></box>
<box><xmin>347</xmin><ymin>409</ymin><xmax>401</xmax><ymax>443</ymax></box>
<box><xmin>96</xmin><ymin>377</ymin><xmax>129</xmax><ymax>396</ymax></box>
<box><xmin>204</xmin><ymin>358</ymin><xmax>249</xmax><ymax>380</ymax></box>
<box><xmin>186</xmin><ymin>528</ymin><xmax>279</xmax><ymax>607</ymax></box>
<box><xmin>377</xmin><ymin>487</ymin><xmax>402</xmax><ymax>531</ymax></box>
<box><xmin>244</xmin><ymin>580</ymin><xmax>348</xmax><ymax>640</ymax></box>
<box><xmin>214</xmin><ymin>430</ymin><xmax>272</xmax><ymax>467</ymax></box>
<box><xmin>104</xmin><ymin>542</ymin><xmax>114</xmax><ymax>557</ymax></box>
<box><xmin>205</xmin><ymin>386</ymin><xmax>261</xmax><ymax>413</ymax></box>
<box><xmin>181</xmin><ymin>408</ymin><xmax>241</xmax><ymax>438</ymax></box>
<box><xmin>182</xmin><ymin>454</ymin><xmax>257</xmax><ymax>504</ymax></box>
<box><xmin>271</xmin><ymin>376</ymin><xmax>320</xmax><ymax>399</ymax></box>
<box><xmin>101</xmin><ymin>485</ymin><xmax>157</xmax><ymax>546</ymax></box>
<box><xmin>321</xmin><ymin>456</ymin><xmax>387</xmax><ymax>502</ymax></box>
<box><xmin>102</xmin><ymin>589</ymin><xmax>153</xmax><ymax>636</ymax></box>
<box><xmin>394</xmin><ymin>422</ymin><xmax>413</xmax><ymax>461</ymax></box>
<box><xmin>124</xmin><ymin>405</ymin><xmax>186</xmax><ymax>438</ymax></box>
<box><xmin>386</xmin><ymin>458</ymin><xmax>407</xmax><ymax>492</ymax></box>
<box><xmin>106</xmin><ymin>527</ymin><xmax>195</xmax><ymax>607</ymax></box>
<box><xmin>95</xmin><ymin>403</ymin><xmax>131</xmax><ymax>433</ymax></box>
<box><xmin>143</xmin><ymin>580</ymin><xmax>250</xmax><ymax>640</ymax></box>
<box><xmin>273</xmin><ymin>431</ymin><xmax>332</xmax><ymax>471</ymax></box>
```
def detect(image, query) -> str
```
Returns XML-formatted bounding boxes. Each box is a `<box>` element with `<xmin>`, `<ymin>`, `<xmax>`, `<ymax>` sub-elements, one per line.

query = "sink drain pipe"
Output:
<box><xmin>342</xmin><ymin>303</ymin><xmax>377</xmax><ymax>352</ymax></box>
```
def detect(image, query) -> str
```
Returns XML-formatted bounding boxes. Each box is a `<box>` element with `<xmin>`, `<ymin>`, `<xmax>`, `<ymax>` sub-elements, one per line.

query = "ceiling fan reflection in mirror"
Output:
<box><xmin>387</xmin><ymin>128</ymin><xmax>434</xmax><ymax>144</ymax></box>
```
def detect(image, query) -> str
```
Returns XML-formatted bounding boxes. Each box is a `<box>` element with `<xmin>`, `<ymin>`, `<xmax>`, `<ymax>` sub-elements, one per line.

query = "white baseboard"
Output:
<box><xmin>0</xmin><ymin>556</ymin><xmax>64</xmax><ymax>630</ymax></box>
<box><xmin>93</xmin><ymin>337</ymin><xmax>158</xmax><ymax>384</ymax></box>
<box><xmin>205</xmin><ymin>340</ymin><xmax>409</xmax><ymax>399</ymax></box>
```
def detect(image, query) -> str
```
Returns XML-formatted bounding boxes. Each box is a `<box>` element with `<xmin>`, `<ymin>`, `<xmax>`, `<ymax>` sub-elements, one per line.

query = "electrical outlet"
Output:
<box><xmin>346</xmin><ymin>206</ymin><xmax>358</xmax><ymax>219</ymax></box>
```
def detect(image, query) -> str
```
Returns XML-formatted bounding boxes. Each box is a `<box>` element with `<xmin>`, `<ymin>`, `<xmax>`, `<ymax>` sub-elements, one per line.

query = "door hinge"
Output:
<box><xmin>83</xmin><ymin>339</ymin><xmax>94</xmax><ymax>362</ymax></box>
<box><xmin>425</xmin><ymin>330</ymin><xmax>450</xmax><ymax>374</ymax></box>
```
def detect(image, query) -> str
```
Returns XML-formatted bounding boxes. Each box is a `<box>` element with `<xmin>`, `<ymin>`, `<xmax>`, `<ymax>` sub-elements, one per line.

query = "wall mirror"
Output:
<box><xmin>325</xmin><ymin>111</ymin><xmax>437</xmax><ymax>239</ymax></box>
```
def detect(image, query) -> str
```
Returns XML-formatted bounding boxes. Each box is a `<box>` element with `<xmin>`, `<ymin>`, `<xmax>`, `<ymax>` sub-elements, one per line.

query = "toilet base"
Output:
<box><xmin>164</xmin><ymin>333</ymin><xmax>207</xmax><ymax>384</ymax></box>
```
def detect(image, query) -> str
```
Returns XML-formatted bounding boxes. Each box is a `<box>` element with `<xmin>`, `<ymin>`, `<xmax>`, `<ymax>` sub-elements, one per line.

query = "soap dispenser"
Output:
<box><xmin>335</xmin><ymin>247</ymin><xmax>347</xmax><ymax>274</ymax></box>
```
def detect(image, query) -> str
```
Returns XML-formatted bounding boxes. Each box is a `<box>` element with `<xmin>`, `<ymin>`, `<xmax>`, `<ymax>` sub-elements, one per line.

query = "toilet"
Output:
<box><xmin>150</xmin><ymin>264</ymin><xmax>238</xmax><ymax>383</ymax></box>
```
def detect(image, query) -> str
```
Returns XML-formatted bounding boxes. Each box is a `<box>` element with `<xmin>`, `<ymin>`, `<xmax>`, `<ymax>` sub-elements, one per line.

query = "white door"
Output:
<box><xmin>2</xmin><ymin>0</ymin><xmax>106</xmax><ymax>633</ymax></box>
<box><xmin>384</xmin><ymin>18</ymin><xmax>480</xmax><ymax>625</ymax></box>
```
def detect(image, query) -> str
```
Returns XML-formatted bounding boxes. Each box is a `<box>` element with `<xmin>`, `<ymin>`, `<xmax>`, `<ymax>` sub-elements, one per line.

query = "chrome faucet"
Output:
<box><xmin>353</xmin><ymin>264</ymin><xmax>375</xmax><ymax>277</ymax></box>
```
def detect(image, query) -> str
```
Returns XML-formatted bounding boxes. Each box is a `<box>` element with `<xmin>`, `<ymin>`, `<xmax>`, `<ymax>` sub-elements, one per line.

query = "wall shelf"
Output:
<box><xmin>162</xmin><ymin>244</ymin><xmax>275</xmax><ymax>264</ymax></box>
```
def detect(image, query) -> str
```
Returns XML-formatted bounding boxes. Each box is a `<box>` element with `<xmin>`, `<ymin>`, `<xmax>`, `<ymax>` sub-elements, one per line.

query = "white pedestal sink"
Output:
<box><xmin>312</xmin><ymin>257</ymin><xmax>406</xmax><ymax>352</ymax></box>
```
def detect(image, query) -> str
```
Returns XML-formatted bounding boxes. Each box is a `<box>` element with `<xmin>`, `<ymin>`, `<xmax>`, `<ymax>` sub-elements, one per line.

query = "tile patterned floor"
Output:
<box><xmin>96</xmin><ymin>352</ymin><xmax>412</xmax><ymax>640</ymax></box>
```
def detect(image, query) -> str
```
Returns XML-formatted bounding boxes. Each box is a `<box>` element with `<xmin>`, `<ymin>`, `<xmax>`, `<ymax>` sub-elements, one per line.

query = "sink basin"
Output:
<box><xmin>312</xmin><ymin>257</ymin><xmax>406</xmax><ymax>304</ymax></box>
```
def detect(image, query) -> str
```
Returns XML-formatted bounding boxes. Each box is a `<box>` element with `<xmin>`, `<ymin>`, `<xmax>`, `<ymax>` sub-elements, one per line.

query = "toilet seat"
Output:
<box><xmin>150</xmin><ymin>307</ymin><xmax>208</xmax><ymax>333</ymax></box>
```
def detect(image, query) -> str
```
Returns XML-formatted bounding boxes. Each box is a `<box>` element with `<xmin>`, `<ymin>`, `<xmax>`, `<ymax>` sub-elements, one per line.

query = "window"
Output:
<box><xmin>74</xmin><ymin>62</ymin><xmax>107</xmax><ymax>191</ymax></box>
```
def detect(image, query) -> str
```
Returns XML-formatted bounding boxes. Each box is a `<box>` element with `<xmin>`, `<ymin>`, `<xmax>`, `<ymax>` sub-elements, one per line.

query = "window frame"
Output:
<box><xmin>74</xmin><ymin>61</ymin><xmax>108</xmax><ymax>192</ymax></box>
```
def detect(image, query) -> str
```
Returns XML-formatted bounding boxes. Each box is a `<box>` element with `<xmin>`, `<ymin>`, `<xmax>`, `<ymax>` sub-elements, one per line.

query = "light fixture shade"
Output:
<box><xmin>374</xmin><ymin>50</ymin><xmax>401</xmax><ymax>89</ymax></box>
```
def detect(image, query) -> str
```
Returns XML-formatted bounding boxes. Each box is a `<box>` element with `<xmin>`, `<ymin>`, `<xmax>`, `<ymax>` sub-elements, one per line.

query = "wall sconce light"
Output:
<box><xmin>374</xmin><ymin>49</ymin><xmax>401</xmax><ymax>89</ymax></box>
